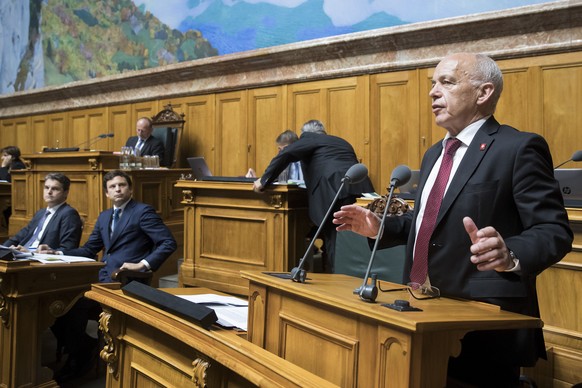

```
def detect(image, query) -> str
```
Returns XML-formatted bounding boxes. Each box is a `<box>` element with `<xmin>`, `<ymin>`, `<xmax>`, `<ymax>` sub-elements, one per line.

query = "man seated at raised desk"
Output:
<box><xmin>125</xmin><ymin>117</ymin><xmax>166</xmax><ymax>165</ymax></box>
<box><xmin>3</xmin><ymin>172</ymin><xmax>82</xmax><ymax>252</ymax></box>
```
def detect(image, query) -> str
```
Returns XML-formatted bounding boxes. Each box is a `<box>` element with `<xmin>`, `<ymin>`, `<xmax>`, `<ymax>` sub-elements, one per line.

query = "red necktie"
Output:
<box><xmin>410</xmin><ymin>138</ymin><xmax>462</xmax><ymax>284</ymax></box>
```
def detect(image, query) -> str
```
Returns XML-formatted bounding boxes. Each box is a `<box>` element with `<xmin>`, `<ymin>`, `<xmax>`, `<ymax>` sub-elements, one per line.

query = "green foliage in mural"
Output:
<box><xmin>41</xmin><ymin>0</ymin><xmax>217</xmax><ymax>86</ymax></box>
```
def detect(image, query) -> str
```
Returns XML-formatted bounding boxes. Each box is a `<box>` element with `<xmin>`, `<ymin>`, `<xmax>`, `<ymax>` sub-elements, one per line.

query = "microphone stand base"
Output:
<box><xmin>290</xmin><ymin>267</ymin><xmax>307</xmax><ymax>283</ymax></box>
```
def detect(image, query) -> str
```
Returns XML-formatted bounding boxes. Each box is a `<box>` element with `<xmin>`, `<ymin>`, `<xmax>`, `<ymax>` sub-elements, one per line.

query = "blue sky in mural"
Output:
<box><xmin>135</xmin><ymin>0</ymin><xmax>553</xmax><ymax>55</ymax></box>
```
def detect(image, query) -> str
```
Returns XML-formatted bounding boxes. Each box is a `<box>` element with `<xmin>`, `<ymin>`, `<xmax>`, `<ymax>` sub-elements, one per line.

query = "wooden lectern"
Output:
<box><xmin>85</xmin><ymin>283</ymin><xmax>337</xmax><ymax>388</ymax></box>
<box><xmin>0</xmin><ymin>259</ymin><xmax>103</xmax><ymax>387</ymax></box>
<box><xmin>176</xmin><ymin>180</ymin><xmax>311</xmax><ymax>295</ymax></box>
<box><xmin>242</xmin><ymin>271</ymin><xmax>542</xmax><ymax>388</ymax></box>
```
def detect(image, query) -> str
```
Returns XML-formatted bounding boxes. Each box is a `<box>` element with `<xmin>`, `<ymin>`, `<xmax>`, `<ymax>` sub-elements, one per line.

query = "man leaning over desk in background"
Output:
<box><xmin>254</xmin><ymin>119</ymin><xmax>374</xmax><ymax>273</ymax></box>
<box><xmin>333</xmin><ymin>52</ymin><xmax>572</xmax><ymax>387</ymax></box>
<box><xmin>3</xmin><ymin>172</ymin><xmax>82</xmax><ymax>252</ymax></box>
<box><xmin>246</xmin><ymin>129</ymin><xmax>304</xmax><ymax>183</ymax></box>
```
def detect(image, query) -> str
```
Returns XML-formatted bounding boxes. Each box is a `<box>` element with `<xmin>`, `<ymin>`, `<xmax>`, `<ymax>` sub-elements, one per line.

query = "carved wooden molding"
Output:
<box><xmin>0</xmin><ymin>278</ymin><xmax>9</xmax><ymax>327</ymax></box>
<box><xmin>48</xmin><ymin>299</ymin><xmax>67</xmax><ymax>317</ymax></box>
<box><xmin>88</xmin><ymin>158</ymin><xmax>98</xmax><ymax>170</ymax></box>
<box><xmin>191</xmin><ymin>358</ymin><xmax>210</xmax><ymax>388</ymax></box>
<box><xmin>99</xmin><ymin>311</ymin><xmax>119</xmax><ymax>379</ymax></box>
<box><xmin>152</xmin><ymin>103</ymin><xmax>186</xmax><ymax>126</ymax></box>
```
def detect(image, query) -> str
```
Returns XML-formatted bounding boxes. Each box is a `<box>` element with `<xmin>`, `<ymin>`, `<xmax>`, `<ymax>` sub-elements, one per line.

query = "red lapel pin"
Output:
<box><xmin>480</xmin><ymin>143</ymin><xmax>487</xmax><ymax>151</ymax></box>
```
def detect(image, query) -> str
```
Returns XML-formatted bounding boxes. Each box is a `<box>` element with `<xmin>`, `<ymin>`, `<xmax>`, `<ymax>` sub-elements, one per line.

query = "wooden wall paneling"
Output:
<box><xmin>0</xmin><ymin>117</ymin><xmax>30</xmax><ymax>153</ymax></box>
<box><xmin>418</xmin><ymin>68</ymin><xmax>434</xmax><ymax>163</ymax></box>
<box><xmin>31</xmin><ymin>115</ymin><xmax>48</xmax><ymax>153</ymax></box>
<box><xmin>370</xmin><ymin>70</ymin><xmax>421</xmax><ymax>192</ymax></box>
<box><xmin>109</xmin><ymin>104</ymin><xmax>132</xmax><ymax>153</ymax></box>
<box><xmin>248</xmin><ymin>86</ymin><xmax>286</xmax><ymax>175</ymax></box>
<box><xmin>326</xmin><ymin>76</ymin><xmax>369</xmax><ymax>170</ymax></box>
<box><xmin>494</xmin><ymin>63</ymin><xmax>541</xmax><ymax>134</ymax></box>
<box><xmin>7</xmin><ymin>171</ymin><xmax>29</xmax><ymax>236</ymax></box>
<box><xmin>47</xmin><ymin>112</ymin><xmax>67</xmax><ymax>150</ymax></box>
<box><xmin>215</xmin><ymin>91</ymin><xmax>248</xmax><ymax>176</ymax></box>
<box><xmin>68</xmin><ymin>107</ymin><xmax>108</xmax><ymax>151</ymax></box>
<box><xmin>159</xmin><ymin>95</ymin><xmax>215</xmax><ymax>168</ymax></box>
<box><xmin>287</xmin><ymin>81</ymin><xmax>326</xmax><ymax>133</ymax></box>
<box><xmin>541</xmin><ymin>63</ymin><xmax>582</xmax><ymax>166</ymax></box>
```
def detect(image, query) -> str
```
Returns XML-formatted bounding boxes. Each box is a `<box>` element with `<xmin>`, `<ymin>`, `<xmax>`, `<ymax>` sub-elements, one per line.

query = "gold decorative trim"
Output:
<box><xmin>192</xmin><ymin>358</ymin><xmax>210</xmax><ymax>388</ymax></box>
<box><xmin>183</xmin><ymin>189</ymin><xmax>194</xmax><ymax>203</ymax></box>
<box><xmin>88</xmin><ymin>158</ymin><xmax>98</xmax><ymax>170</ymax></box>
<box><xmin>99</xmin><ymin>311</ymin><xmax>119</xmax><ymax>378</ymax></box>
<box><xmin>270</xmin><ymin>194</ymin><xmax>282</xmax><ymax>208</ymax></box>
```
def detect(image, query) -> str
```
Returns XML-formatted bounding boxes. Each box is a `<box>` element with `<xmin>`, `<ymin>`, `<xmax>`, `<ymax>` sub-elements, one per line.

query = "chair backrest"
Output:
<box><xmin>152</xmin><ymin>126</ymin><xmax>177</xmax><ymax>168</ymax></box>
<box><xmin>151</xmin><ymin>104</ymin><xmax>185</xmax><ymax>168</ymax></box>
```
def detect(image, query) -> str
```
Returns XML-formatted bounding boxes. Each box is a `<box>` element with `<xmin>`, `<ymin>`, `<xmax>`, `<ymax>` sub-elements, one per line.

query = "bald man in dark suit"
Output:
<box><xmin>333</xmin><ymin>53</ymin><xmax>572</xmax><ymax>386</ymax></box>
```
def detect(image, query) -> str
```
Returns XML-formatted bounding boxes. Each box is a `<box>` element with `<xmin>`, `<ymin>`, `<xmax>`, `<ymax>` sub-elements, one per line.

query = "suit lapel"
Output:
<box><xmin>437</xmin><ymin>118</ymin><xmax>500</xmax><ymax>224</ymax></box>
<box><xmin>109</xmin><ymin>200</ymin><xmax>134</xmax><ymax>245</ymax></box>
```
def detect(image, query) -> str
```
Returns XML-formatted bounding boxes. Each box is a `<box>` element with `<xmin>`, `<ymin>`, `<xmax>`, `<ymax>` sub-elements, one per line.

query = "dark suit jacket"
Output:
<box><xmin>64</xmin><ymin>199</ymin><xmax>177</xmax><ymax>282</ymax></box>
<box><xmin>0</xmin><ymin>160</ymin><xmax>26</xmax><ymax>182</ymax></box>
<box><xmin>260</xmin><ymin>132</ymin><xmax>374</xmax><ymax>226</ymax></box>
<box><xmin>378</xmin><ymin>117</ymin><xmax>572</xmax><ymax>366</ymax></box>
<box><xmin>3</xmin><ymin>203</ymin><xmax>82</xmax><ymax>251</ymax></box>
<box><xmin>125</xmin><ymin>135</ymin><xmax>165</xmax><ymax>165</ymax></box>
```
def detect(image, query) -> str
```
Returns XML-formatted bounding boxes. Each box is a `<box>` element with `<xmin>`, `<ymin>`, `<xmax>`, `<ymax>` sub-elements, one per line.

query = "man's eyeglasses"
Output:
<box><xmin>378</xmin><ymin>282</ymin><xmax>441</xmax><ymax>300</ymax></box>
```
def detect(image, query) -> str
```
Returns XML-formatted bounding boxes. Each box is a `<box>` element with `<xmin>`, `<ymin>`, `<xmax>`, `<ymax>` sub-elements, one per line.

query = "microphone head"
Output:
<box><xmin>343</xmin><ymin>163</ymin><xmax>368</xmax><ymax>184</ymax></box>
<box><xmin>390</xmin><ymin>165</ymin><xmax>412</xmax><ymax>188</ymax></box>
<box><xmin>98</xmin><ymin>134</ymin><xmax>107</xmax><ymax>138</ymax></box>
<box><xmin>107</xmin><ymin>133</ymin><xmax>115</xmax><ymax>137</ymax></box>
<box><xmin>572</xmin><ymin>150</ymin><xmax>582</xmax><ymax>162</ymax></box>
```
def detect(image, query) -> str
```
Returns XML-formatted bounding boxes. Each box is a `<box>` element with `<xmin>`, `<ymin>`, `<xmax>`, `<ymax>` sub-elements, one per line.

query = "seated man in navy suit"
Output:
<box><xmin>3</xmin><ymin>172</ymin><xmax>82</xmax><ymax>252</ymax></box>
<box><xmin>40</xmin><ymin>169</ymin><xmax>177</xmax><ymax>382</ymax></box>
<box><xmin>124</xmin><ymin>117</ymin><xmax>165</xmax><ymax>165</ymax></box>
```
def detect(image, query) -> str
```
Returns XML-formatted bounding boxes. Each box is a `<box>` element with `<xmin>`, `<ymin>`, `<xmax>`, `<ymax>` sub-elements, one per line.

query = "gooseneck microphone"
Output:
<box><xmin>78</xmin><ymin>133</ymin><xmax>115</xmax><ymax>150</ymax></box>
<box><xmin>355</xmin><ymin>165</ymin><xmax>412</xmax><ymax>302</ymax></box>
<box><xmin>290</xmin><ymin>163</ymin><xmax>369</xmax><ymax>283</ymax></box>
<box><xmin>554</xmin><ymin>150</ymin><xmax>582</xmax><ymax>169</ymax></box>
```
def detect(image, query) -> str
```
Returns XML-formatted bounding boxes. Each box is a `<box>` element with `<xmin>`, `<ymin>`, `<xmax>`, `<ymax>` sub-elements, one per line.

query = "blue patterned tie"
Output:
<box><xmin>111</xmin><ymin>208</ymin><xmax>121</xmax><ymax>237</ymax></box>
<box><xmin>25</xmin><ymin>210</ymin><xmax>51</xmax><ymax>248</ymax></box>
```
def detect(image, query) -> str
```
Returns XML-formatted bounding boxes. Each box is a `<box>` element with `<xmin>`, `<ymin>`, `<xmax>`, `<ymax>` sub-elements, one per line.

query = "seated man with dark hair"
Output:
<box><xmin>40</xmin><ymin>169</ymin><xmax>177</xmax><ymax>382</ymax></box>
<box><xmin>3</xmin><ymin>172</ymin><xmax>82</xmax><ymax>252</ymax></box>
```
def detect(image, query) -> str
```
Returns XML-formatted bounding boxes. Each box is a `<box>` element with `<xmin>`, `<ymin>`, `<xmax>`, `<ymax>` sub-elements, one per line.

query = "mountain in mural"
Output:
<box><xmin>176</xmin><ymin>0</ymin><xmax>405</xmax><ymax>55</ymax></box>
<box><xmin>42</xmin><ymin>0</ymin><xmax>217</xmax><ymax>86</ymax></box>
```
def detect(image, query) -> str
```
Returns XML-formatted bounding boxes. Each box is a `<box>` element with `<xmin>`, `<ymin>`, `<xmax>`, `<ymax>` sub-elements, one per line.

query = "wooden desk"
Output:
<box><xmin>0</xmin><ymin>259</ymin><xmax>103</xmax><ymax>387</ymax></box>
<box><xmin>9</xmin><ymin>151</ymin><xmax>189</xmax><ymax>286</ymax></box>
<box><xmin>0</xmin><ymin>182</ymin><xmax>10</xmax><ymax>242</ymax></box>
<box><xmin>85</xmin><ymin>283</ymin><xmax>336</xmax><ymax>388</ymax></box>
<box><xmin>175</xmin><ymin>180</ymin><xmax>310</xmax><ymax>295</ymax></box>
<box><xmin>242</xmin><ymin>271</ymin><xmax>542</xmax><ymax>388</ymax></box>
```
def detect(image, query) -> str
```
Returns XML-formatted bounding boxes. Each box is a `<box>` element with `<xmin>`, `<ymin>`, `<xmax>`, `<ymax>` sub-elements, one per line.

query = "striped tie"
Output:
<box><xmin>410</xmin><ymin>138</ymin><xmax>462</xmax><ymax>284</ymax></box>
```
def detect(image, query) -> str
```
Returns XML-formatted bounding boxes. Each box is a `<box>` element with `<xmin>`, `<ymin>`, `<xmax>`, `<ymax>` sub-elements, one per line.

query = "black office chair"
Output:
<box><xmin>151</xmin><ymin>103</ymin><xmax>185</xmax><ymax>168</ymax></box>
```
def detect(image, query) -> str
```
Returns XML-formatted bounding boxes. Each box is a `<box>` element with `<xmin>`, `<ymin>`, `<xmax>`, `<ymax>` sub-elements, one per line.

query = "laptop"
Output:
<box><xmin>187</xmin><ymin>157</ymin><xmax>256</xmax><ymax>183</ymax></box>
<box><xmin>554</xmin><ymin>168</ymin><xmax>582</xmax><ymax>207</ymax></box>
<box><xmin>397</xmin><ymin>169</ymin><xmax>420</xmax><ymax>199</ymax></box>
